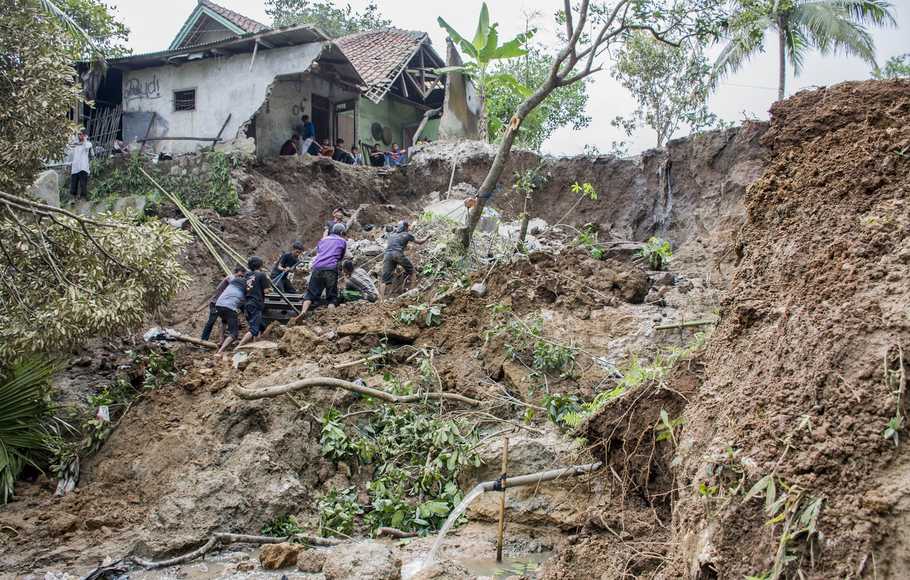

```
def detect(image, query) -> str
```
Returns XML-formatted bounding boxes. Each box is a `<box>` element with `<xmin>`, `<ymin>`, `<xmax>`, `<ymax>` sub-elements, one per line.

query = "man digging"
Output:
<box><xmin>379</xmin><ymin>221</ymin><xmax>430</xmax><ymax>302</ymax></box>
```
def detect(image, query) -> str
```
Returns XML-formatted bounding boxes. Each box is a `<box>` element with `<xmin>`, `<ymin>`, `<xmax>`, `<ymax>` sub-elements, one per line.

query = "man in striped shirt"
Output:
<box><xmin>341</xmin><ymin>260</ymin><xmax>378</xmax><ymax>302</ymax></box>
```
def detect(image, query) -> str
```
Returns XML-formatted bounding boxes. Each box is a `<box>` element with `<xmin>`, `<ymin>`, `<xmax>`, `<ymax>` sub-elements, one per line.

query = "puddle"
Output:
<box><xmin>459</xmin><ymin>552</ymin><xmax>552</xmax><ymax>578</ymax></box>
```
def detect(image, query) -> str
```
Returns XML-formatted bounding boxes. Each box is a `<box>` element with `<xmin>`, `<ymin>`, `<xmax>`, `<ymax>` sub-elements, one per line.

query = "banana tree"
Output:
<box><xmin>437</xmin><ymin>3</ymin><xmax>535</xmax><ymax>139</ymax></box>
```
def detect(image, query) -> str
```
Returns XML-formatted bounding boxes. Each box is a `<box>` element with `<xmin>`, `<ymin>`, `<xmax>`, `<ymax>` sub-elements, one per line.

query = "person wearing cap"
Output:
<box><xmin>271</xmin><ymin>241</ymin><xmax>305</xmax><ymax>294</ymax></box>
<box><xmin>379</xmin><ymin>221</ymin><xmax>431</xmax><ymax>302</ymax></box>
<box><xmin>323</xmin><ymin>207</ymin><xmax>352</xmax><ymax>238</ymax></box>
<box><xmin>69</xmin><ymin>129</ymin><xmax>92</xmax><ymax>199</ymax></box>
<box><xmin>293</xmin><ymin>223</ymin><xmax>348</xmax><ymax>322</ymax></box>
<box><xmin>236</xmin><ymin>256</ymin><xmax>272</xmax><ymax>348</ymax></box>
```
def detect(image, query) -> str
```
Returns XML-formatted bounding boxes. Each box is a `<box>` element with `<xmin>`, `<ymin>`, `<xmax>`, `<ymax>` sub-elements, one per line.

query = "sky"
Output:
<box><xmin>112</xmin><ymin>0</ymin><xmax>909</xmax><ymax>155</ymax></box>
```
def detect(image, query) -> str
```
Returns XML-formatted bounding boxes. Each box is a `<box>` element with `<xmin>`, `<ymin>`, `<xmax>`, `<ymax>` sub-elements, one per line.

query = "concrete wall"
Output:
<box><xmin>254</xmin><ymin>75</ymin><xmax>359</xmax><ymax>158</ymax></box>
<box><xmin>356</xmin><ymin>96</ymin><xmax>437</xmax><ymax>151</ymax></box>
<box><xmin>121</xmin><ymin>43</ymin><xmax>324</xmax><ymax>155</ymax></box>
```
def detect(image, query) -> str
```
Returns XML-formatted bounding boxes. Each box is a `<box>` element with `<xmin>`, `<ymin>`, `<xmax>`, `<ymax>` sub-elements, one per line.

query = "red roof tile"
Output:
<box><xmin>200</xmin><ymin>0</ymin><xmax>269</xmax><ymax>34</ymax></box>
<box><xmin>336</xmin><ymin>29</ymin><xmax>427</xmax><ymax>103</ymax></box>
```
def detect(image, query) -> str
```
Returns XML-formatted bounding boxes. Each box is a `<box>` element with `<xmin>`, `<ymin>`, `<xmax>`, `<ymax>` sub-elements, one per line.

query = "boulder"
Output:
<box><xmin>27</xmin><ymin>170</ymin><xmax>60</xmax><ymax>207</ymax></box>
<box><xmin>410</xmin><ymin>560</ymin><xmax>471</xmax><ymax>580</ymax></box>
<box><xmin>259</xmin><ymin>542</ymin><xmax>305</xmax><ymax>569</ymax></box>
<box><xmin>322</xmin><ymin>541</ymin><xmax>400</xmax><ymax>580</ymax></box>
<box><xmin>297</xmin><ymin>549</ymin><xmax>327</xmax><ymax>573</ymax></box>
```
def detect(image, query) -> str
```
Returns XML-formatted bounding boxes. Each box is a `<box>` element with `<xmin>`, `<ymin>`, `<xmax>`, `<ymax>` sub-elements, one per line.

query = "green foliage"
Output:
<box><xmin>611</xmin><ymin>32</ymin><xmax>718</xmax><ymax>147</ymax></box>
<box><xmin>872</xmin><ymin>53</ymin><xmax>910</xmax><ymax>79</ymax></box>
<box><xmin>0</xmin><ymin>0</ymin><xmax>83</xmax><ymax>194</ymax></box>
<box><xmin>56</xmin><ymin>0</ymin><xmax>130</xmax><ymax>58</ymax></box>
<box><xmin>0</xmin><ymin>212</ymin><xmax>191</xmax><ymax>365</ymax></box>
<box><xmin>266</xmin><ymin>0</ymin><xmax>390</xmax><ymax>37</ymax></box>
<box><xmin>716</xmin><ymin>0</ymin><xmax>896</xmax><ymax>99</ymax></box>
<box><xmin>882</xmin><ymin>345</ymin><xmax>905</xmax><ymax>447</ymax></box>
<box><xmin>638</xmin><ymin>237</ymin><xmax>673</xmax><ymax>270</ymax></box>
<box><xmin>543</xmin><ymin>393</ymin><xmax>585</xmax><ymax>429</ymax></box>
<box><xmin>0</xmin><ymin>357</ymin><xmax>58</xmax><ymax>504</ymax></box>
<box><xmin>261</xmin><ymin>514</ymin><xmax>305</xmax><ymax>537</ymax></box>
<box><xmin>570</xmin><ymin>181</ymin><xmax>597</xmax><ymax>201</ymax></box>
<box><xmin>487</xmin><ymin>45</ymin><xmax>591</xmax><ymax>149</ymax></box>
<box><xmin>396</xmin><ymin>303</ymin><xmax>443</xmax><ymax>328</ymax></box>
<box><xmin>318</xmin><ymin>405</ymin><xmax>481</xmax><ymax>535</ymax></box>
<box><xmin>318</xmin><ymin>487</ymin><xmax>362</xmax><ymax>537</ymax></box>
<box><xmin>86</xmin><ymin>151</ymin><xmax>241</xmax><ymax>216</ymax></box>
<box><xmin>654</xmin><ymin>408</ymin><xmax>685</xmax><ymax>446</ymax></box>
<box><xmin>486</xmin><ymin>306</ymin><xmax>578</xmax><ymax>381</ymax></box>
<box><xmin>512</xmin><ymin>165</ymin><xmax>548</xmax><ymax>197</ymax></box>
<box><xmin>437</xmin><ymin>2</ymin><xmax>535</xmax><ymax>138</ymax></box>
<box><xmin>576</xmin><ymin>225</ymin><xmax>606</xmax><ymax>260</ymax></box>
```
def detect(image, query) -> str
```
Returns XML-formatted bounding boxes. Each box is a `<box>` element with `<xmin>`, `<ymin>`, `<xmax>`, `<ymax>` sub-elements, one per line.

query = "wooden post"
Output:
<box><xmin>213</xmin><ymin>113</ymin><xmax>232</xmax><ymax>148</ymax></box>
<box><xmin>496</xmin><ymin>436</ymin><xmax>509</xmax><ymax>563</ymax></box>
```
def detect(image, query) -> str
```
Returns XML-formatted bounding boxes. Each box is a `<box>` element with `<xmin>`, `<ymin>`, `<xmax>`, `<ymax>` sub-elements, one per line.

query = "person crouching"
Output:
<box><xmin>213</xmin><ymin>267</ymin><xmax>248</xmax><ymax>355</ymax></box>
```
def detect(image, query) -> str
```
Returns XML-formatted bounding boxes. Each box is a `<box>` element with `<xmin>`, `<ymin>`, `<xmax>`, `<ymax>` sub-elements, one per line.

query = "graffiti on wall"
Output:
<box><xmin>125</xmin><ymin>75</ymin><xmax>161</xmax><ymax>102</ymax></box>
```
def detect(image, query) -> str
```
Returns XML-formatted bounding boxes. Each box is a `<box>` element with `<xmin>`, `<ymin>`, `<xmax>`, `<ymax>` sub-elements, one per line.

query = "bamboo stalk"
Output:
<box><xmin>654</xmin><ymin>319</ymin><xmax>717</xmax><ymax>331</ymax></box>
<box><xmin>496</xmin><ymin>436</ymin><xmax>509</xmax><ymax>562</ymax></box>
<box><xmin>479</xmin><ymin>462</ymin><xmax>602</xmax><ymax>492</ymax></box>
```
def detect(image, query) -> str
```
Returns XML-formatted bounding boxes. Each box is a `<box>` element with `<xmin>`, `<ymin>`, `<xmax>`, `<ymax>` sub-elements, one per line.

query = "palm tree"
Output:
<box><xmin>715</xmin><ymin>0</ymin><xmax>896</xmax><ymax>101</ymax></box>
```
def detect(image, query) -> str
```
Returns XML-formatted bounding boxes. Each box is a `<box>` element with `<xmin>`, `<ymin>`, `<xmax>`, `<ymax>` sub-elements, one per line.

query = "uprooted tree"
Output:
<box><xmin>0</xmin><ymin>0</ymin><xmax>190</xmax><ymax>365</ymax></box>
<box><xmin>455</xmin><ymin>0</ymin><xmax>729</xmax><ymax>250</ymax></box>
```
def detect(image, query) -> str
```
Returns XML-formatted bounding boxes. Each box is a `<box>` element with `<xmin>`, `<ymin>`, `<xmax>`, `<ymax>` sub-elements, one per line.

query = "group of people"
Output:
<box><xmin>200</xmin><ymin>207</ymin><xmax>430</xmax><ymax>356</ymax></box>
<box><xmin>280</xmin><ymin>114</ymin><xmax>409</xmax><ymax>168</ymax></box>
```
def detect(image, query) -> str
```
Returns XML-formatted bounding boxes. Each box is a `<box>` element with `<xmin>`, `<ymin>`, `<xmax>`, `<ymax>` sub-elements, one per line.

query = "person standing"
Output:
<box><xmin>292</xmin><ymin>223</ymin><xmax>347</xmax><ymax>322</ymax></box>
<box><xmin>379</xmin><ymin>221</ymin><xmax>431</xmax><ymax>302</ymax></box>
<box><xmin>213</xmin><ymin>270</ymin><xmax>248</xmax><ymax>355</ymax></box>
<box><xmin>323</xmin><ymin>207</ymin><xmax>347</xmax><ymax>238</ymax></box>
<box><xmin>236</xmin><ymin>256</ymin><xmax>271</xmax><ymax>348</ymax></box>
<box><xmin>271</xmin><ymin>241</ymin><xmax>305</xmax><ymax>293</ymax></box>
<box><xmin>69</xmin><ymin>129</ymin><xmax>92</xmax><ymax>198</ymax></box>
<box><xmin>200</xmin><ymin>265</ymin><xmax>245</xmax><ymax>341</ymax></box>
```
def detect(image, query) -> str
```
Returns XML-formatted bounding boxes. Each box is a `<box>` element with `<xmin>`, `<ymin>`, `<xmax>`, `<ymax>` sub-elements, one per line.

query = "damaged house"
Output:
<box><xmin>95</xmin><ymin>0</ymin><xmax>449</xmax><ymax>157</ymax></box>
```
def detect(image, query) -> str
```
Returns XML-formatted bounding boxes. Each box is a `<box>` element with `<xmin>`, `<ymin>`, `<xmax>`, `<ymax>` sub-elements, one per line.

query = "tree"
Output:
<box><xmin>457</xmin><ymin>0</ymin><xmax>727</xmax><ymax>250</ymax></box>
<box><xmin>265</xmin><ymin>0</ymin><xmax>391</xmax><ymax>37</ymax></box>
<box><xmin>0</xmin><ymin>0</ymin><xmax>190</xmax><ymax>365</ymax></box>
<box><xmin>57</xmin><ymin>0</ymin><xmax>130</xmax><ymax>57</ymax></box>
<box><xmin>611</xmin><ymin>32</ymin><xmax>717</xmax><ymax>148</ymax></box>
<box><xmin>437</xmin><ymin>3</ymin><xmax>535</xmax><ymax>140</ymax></box>
<box><xmin>486</xmin><ymin>46</ymin><xmax>592</xmax><ymax>150</ymax></box>
<box><xmin>715</xmin><ymin>0</ymin><xmax>896</xmax><ymax>102</ymax></box>
<box><xmin>872</xmin><ymin>53</ymin><xmax>910</xmax><ymax>79</ymax></box>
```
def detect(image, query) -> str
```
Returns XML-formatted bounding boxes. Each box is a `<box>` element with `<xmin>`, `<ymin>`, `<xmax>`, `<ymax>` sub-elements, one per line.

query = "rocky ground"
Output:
<box><xmin>4</xmin><ymin>80</ymin><xmax>906</xmax><ymax>580</ymax></box>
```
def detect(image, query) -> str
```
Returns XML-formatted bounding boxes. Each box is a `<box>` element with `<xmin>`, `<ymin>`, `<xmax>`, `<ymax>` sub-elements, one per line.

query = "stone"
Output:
<box><xmin>470</xmin><ymin>282</ymin><xmax>487</xmax><ymax>297</ymax></box>
<box><xmin>297</xmin><ymin>549</ymin><xmax>327</xmax><ymax>573</ymax></box>
<box><xmin>235</xmin><ymin>561</ymin><xmax>256</xmax><ymax>572</ymax></box>
<box><xmin>232</xmin><ymin>351</ymin><xmax>250</xmax><ymax>370</ymax></box>
<box><xmin>335</xmin><ymin>336</ymin><xmax>352</xmax><ymax>353</ymax></box>
<box><xmin>47</xmin><ymin>513</ymin><xmax>81</xmax><ymax>536</ymax></box>
<box><xmin>27</xmin><ymin>170</ymin><xmax>60</xmax><ymax>207</ymax></box>
<box><xmin>259</xmin><ymin>542</ymin><xmax>305</xmax><ymax>570</ymax></box>
<box><xmin>322</xmin><ymin>541</ymin><xmax>400</xmax><ymax>580</ymax></box>
<box><xmin>409</xmin><ymin>560</ymin><xmax>471</xmax><ymax>580</ymax></box>
<box><xmin>652</xmin><ymin>271</ymin><xmax>675</xmax><ymax>286</ymax></box>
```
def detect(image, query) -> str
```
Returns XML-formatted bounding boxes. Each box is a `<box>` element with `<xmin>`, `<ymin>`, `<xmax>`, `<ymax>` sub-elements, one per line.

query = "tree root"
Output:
<box><xmin>131</xmin><ymin>533</ymin><xmax>342</xmax><ymax>569</ymax></box>
<box><xmin>375</xmin><ymin>527</ymin><xmax>419</xmax><ymax>539</ymax></box>
<box><xmin>233</xmin><ymin>376</ymin><xmax>481</xmax><ymax>406</ymax></box>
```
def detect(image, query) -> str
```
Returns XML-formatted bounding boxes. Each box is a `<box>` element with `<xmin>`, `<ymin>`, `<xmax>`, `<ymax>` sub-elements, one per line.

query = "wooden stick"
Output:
<box><xmin>233</xmin><ymin>376</ymin><xmax>481</xmax><ymax>406</ymax></box>
<box><xmin>654</xmin><ymin>319</ymin><xmax>717</xmax><ymax>331</ymax></box>
<box><xmin>213</xmin><ymin>113</ymin><xmax>232</xmax><ymax>147</ymax></box>
<box><xmin>496</xmin><ymin>436</ymin><xmax>509</xmax><ymax>563</ymax></box>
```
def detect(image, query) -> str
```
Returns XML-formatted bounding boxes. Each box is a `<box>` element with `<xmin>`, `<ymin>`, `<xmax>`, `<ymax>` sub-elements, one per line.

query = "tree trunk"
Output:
<box><xmin>777</xmin><ymin>16</ymin><xmax>787</xmax><ymax>102</ymax></box>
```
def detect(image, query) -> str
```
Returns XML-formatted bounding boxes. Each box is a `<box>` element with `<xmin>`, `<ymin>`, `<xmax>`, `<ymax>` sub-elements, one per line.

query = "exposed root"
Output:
<box><xmin>131</xmin><ymin>533</ymin><xmax>342</xmax><ymax>569</ymax></box>
<box><xmin>233</xmin><ymin>376</ymin><xmax>482</xmax><ymax>406</ymax></box>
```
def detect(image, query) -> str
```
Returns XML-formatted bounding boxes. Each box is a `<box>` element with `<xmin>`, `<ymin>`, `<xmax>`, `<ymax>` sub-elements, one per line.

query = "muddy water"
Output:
<box><xmin>459</xmin><ymin>552</ymin><xmax>551</xmax><ymax>577</ymax></box>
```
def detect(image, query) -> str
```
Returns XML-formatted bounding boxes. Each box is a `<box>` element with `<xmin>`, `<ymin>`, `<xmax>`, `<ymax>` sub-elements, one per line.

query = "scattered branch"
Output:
<box><xmin>233</xmin><ymin>377</ymin><xmax>481</xmax><ymax>407</ymax></box>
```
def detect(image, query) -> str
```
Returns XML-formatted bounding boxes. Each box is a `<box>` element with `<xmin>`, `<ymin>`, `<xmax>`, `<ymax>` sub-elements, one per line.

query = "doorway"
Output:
<box><xmin>311</xmin><ymin>94</ymin><xmax>331</xmax><ymax>144</ymax></box>
<box><xmin>335</xmin><ymin>100</ymin><xmax>356</xmax><ymax>149</ymax></box>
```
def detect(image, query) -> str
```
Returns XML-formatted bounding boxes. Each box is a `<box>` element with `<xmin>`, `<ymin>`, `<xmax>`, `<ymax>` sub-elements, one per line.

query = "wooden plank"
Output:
<box><xmin>212</xmin><ymin>113</ymin><xmax>232</xmax><ymax>147</ymax></box>
<box><xmin>139</xmin><ymin>136</ymin><xmax>225</xmax><ymax>142</ymax></box>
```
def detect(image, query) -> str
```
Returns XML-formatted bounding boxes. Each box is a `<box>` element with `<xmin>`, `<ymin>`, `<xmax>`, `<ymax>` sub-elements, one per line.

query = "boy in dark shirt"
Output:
<box><xmin>237</xmin><ymin>256</ymin><xmax>271</xmax><ymax>348</ymax></box>
<box><xmin>271</xmin><ymin>241</ymin><xmax>305</xmax><ymax>293</ymax></box>
<box><xmin>280</xmin><ymin>134</ymin><xmax>300</xmax><ymax>156</ymax></box>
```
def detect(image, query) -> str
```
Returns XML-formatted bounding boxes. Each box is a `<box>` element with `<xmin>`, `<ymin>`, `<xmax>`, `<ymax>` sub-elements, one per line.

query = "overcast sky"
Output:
<box><xmin>114</xmin><ymin>0</ymin><xmax>909</xmax><ymax>155</ymax></box>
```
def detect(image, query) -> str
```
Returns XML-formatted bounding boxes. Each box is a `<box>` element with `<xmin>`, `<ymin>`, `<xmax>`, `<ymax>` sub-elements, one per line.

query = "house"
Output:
<box><xmin>96</xmin><ymin>0</ymin><xmax>447</xmax><ymax>157</ymax></box>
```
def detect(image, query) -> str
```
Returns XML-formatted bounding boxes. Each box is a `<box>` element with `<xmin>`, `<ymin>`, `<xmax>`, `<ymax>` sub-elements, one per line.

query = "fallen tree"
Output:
<box><xmin>233</xmin><ymin>376</ymin><xmax>482</xmax><ymax>406</ymax></box>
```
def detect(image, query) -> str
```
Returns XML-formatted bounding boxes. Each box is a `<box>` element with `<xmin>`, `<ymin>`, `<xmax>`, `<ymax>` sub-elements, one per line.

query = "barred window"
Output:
<box><xmin>174</xmin><ymin>89</ymin><xmax>196</xmax><ymax>111</ymax></box>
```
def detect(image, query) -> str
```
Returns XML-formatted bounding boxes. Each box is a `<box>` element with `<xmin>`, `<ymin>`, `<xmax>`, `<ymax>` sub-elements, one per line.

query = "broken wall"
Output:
<box><xmin>121</xmin><ymin>43</ymin><xmax>324</xmax><ymax>155</ymax></box>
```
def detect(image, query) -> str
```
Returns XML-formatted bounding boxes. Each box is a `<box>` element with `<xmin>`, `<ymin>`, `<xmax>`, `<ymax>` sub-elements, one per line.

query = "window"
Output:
<box><xmin>174</xmin><ymin>89</ymin><xmax>196</xmax><ymax>111</ymax></box>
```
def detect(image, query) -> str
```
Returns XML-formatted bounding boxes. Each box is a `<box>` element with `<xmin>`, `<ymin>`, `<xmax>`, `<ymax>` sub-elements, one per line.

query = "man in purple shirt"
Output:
<box><xmin>293</xmin><ymin>223</ymin><xmax>347</xmax><ymax>323</ymax></box>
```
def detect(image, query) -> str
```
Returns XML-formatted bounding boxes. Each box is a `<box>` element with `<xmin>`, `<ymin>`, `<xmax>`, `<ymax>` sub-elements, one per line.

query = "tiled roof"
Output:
<box><xmin>200</xmin><ymin>0</ymin><xmax>269</xmax><ymax>34</ymax></box>
<box><xmin>336</xmin><ymin>29</ymin><xmax>427</xmax><ymax>103</ymax></box>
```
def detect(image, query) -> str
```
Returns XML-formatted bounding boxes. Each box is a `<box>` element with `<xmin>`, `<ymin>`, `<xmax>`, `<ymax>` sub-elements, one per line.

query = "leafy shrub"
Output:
<box><xmin>318</xmin><ymin>487</ymin><xmax>363</xmax><ymax>537</ymax></box>
<box><xmin>262</xmin><ymin>514</ymin><xmax>305</xmax><ymax>537</ymax></box>
<box><xmin>396</xmin><ymin>303</ymin><xmax>443</xmax><ymax>327</ymax></box>
<box><xmin>318</xmin><ymin>405</ymin><xmax>481</xmax><ymax>535</ymax></box>
<box><xmin>638</xmin><ymin>236</ymin><xmax>673</xmax><ymax>270</ymax></box>
<box><xmin>0</xmin><ymin>357</ymin><xmax>58</xmax><ymax>504</ymax></box>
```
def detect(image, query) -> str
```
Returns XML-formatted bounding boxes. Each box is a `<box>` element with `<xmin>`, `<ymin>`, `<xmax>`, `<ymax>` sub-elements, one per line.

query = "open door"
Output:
<box><xmin>311</xmin><ymin>94</ymin><xmax>331</xmax><ymax>143</ymax></box>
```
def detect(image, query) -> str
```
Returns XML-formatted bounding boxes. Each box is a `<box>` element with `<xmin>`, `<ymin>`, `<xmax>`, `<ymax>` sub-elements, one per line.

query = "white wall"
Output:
<box><xmin>122</xmin><ymin>43</ymin><xmax>324</xmax><ymax>155</ymax></box>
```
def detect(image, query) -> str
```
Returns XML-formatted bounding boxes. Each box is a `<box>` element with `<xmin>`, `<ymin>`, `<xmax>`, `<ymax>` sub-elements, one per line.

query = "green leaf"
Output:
<box><xmin>491</xmin><ymin>36</ymin><xmax>529</xmax><ymax>60</ymax></box>
<box><xmin>437</xmin><ymin>16</ymin><xmax>468</xmax><ymax>47</ymax></box>
<box><xmin>472</xmin><ymin>2</ymin><xmax>491</xmax><ymax>51</ymax></box>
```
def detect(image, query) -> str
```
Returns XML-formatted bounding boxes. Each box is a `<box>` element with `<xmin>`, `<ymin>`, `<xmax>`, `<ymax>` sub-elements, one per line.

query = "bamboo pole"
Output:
<box><xmin>496</xmin><ymin>436</ymin><xmax>509</xmax><ymax>562</ymax></box>
<box><xmin>479</xmin><ymin>462</ymin><xmax>602</xmax><ymax>492</ymax></box>
<box><xmin>654</xmin><ymin>319</ymin><xmax>717</xmax><ymax>331</ymax></box>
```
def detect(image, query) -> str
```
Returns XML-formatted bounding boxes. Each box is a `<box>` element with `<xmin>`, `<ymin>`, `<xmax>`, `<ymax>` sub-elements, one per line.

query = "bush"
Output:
<box><xmin>638</xmin><ymin>236</ymin><xmax>673</xmax><ymax>270</ymax></box>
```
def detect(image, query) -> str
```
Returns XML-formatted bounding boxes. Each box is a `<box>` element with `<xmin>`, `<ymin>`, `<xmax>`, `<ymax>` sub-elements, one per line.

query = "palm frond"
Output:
<box><xmin>712</xmin><ymin>20</ymin><xmax>768</xmax><ymax>82</ymax></box>
<box><xmin>794</xmin><ymin>1</ymin><xmax>878</xmax><ymax>63</ymax></box>
<box><xmin>0</xmin><ymin>357</ymin><xmax>58</xmax><ymax>504</ymax></box>
<box><xmin>38</xmin><ymin>0</ymin><xmax>104</xmax><ymax>59</ymax></box>
<box><xmin>785</xmin><ymin>26</ymin><xmax>810</xmax><ymax>74</ymax></box>
<box><xmin>820</xmin><ymin>0</ymin><xmax>897</xmax><ymax>26</ymax></box>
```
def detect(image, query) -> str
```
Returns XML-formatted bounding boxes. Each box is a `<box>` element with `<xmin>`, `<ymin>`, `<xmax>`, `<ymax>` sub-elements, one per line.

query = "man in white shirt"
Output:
<box><xmin>69</xmin><ymin>129</ymin><xmax>92</xmax><ymax>199</ymax></box>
